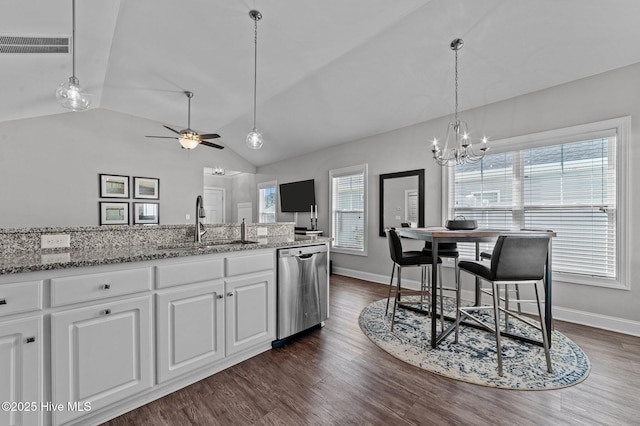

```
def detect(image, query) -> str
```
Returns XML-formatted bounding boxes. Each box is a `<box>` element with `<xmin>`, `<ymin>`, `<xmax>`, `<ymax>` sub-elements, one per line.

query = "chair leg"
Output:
<box><xmin>385</xmin><ymin>263</ymin><xmax>396</xmax><ymax>316</ymax></box>
<box><xmin>391</xmin><ymin>266</ymin><xmax>402</xmax><ymax>331</ymax></box>
<box><xmin>455</xmin><ymin>266</ymin><xmax>462</xmax><ymax>343</ymax></box>
<box><xmin>534</xmin><ymin>281</ymin><xmax>553</xmax><ymax>373</ymax></box>
<box><xmin>419</xmin><ymin>265</ymin><xmax>426</xmax><ymax>310</ymax></box>
<box><xmin>515</xmin><ymin>283</ymin><xmax>522</xmax><ymax>314</ymax></box>
<box><xmin>491</xmin><ymin>281</ymin><xmax>504</xmax><ymax>376</ymax></box>
<box><xmin>504</xmin><ymin>284</ymin><xmax>510</xmax><ymax>331</ymax></box>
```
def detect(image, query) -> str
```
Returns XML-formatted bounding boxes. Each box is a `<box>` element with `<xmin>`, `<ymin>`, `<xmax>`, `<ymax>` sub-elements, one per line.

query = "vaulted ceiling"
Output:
<box><xmin>3</xmin><ymin>0</ymin><xmax>640</xmax><ymax>166</ymax></box>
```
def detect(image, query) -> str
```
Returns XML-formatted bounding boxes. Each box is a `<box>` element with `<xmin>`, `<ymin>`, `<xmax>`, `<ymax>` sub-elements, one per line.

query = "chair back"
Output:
<box><xmin>386</xmin><ymin>229</ymin><xmax>403</xmax><ymax>264</ymax></box>
<box><xmin>491</xmin><ymin>235</ymin><xmax>550</xmax><ymax>280</ymax></box>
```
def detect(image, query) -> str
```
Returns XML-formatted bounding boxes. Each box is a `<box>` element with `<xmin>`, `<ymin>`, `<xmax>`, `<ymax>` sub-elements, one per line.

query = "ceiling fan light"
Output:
<box><xmin>246</xmin><ymin>129</ymin><xmax>263</xmax><ymax>150</ymax></box>
<box><xmin>56</xmin><ymin>76</ymin><xmax>91</xmax><ymax>111</ymax></box>
<box><xmin>178</xmin><ymin>136</ymin><xmax>199</xmax><ymax>150</ymax></box>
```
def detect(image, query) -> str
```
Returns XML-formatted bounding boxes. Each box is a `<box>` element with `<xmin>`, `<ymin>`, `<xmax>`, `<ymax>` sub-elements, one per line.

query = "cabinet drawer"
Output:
<box><xmin>225</xmin><ymin>251</ymin><xmax>274</xmax><ymax>277</ymax></box>
<box><xmin>51</xmin><ymin>268</ymin><xmax>152</xmax><ymax>307</ymax></box>
<box><xmin>156</xmin><ymin>258</ymin><xmax>224</xmax><ymax>289</ymax></box>
<box><xmin>0</xmin><ymin>280</ymin><xmax>42</xmax><ymax>317</ymax></box>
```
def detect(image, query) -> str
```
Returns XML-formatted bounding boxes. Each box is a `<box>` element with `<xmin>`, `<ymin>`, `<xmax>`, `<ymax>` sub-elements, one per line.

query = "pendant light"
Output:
<box><xmin>56</xmin><ymin>0</ymin><xmax>91</xmax><ymax>111</ymax></box>
<box><xmin>431</xmin><ymin>38</ymin><xmax>488</xmax><ymax>166</ymax></box>
<box><xmin>246</xmin><ymin>10</ymin><xmax>263</xmax><ymax>149</ymax></box>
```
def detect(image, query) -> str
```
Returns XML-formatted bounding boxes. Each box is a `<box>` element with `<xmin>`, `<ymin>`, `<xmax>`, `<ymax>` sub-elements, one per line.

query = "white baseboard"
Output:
<box><xmin>333</xmin><ymin>267</ymin><xmax>640</xmax><ymax>337</ymax></box>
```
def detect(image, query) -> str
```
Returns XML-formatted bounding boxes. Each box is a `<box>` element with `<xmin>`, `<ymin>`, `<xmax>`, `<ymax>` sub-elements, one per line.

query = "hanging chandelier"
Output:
<box><xmin>432</xmin><ymin>38</ymin><xmax>488</xmax><ymax>166</ymax></box>
<box><xmin>56</xmin><ymin>0</ymin><xmax>91</xmax><ymax>111</ymax></box>
<box><xmin>246</xmin><ymin>10</ymin><xmax>263</xmax><ymax>150</ymax></box>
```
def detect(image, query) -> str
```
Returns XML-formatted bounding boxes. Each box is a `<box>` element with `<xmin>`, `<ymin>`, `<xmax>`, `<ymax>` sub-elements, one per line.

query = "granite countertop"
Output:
<box><xmin>0</xmin><ymin>236</ymin><xmax>331</xmax><ymax>275</ymax></box>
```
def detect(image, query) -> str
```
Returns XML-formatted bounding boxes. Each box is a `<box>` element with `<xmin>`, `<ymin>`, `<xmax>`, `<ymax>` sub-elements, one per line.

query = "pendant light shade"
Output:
<box><xmin>246</xmin><ymin>10</ymin><xmax>263</xmax><ymax>149</ymax></box>
<box><xmin>246</xmin><ymin>129</ymin><xmax>263</xmax><ymax>150</ymax></box>
<box><xmin>57</xmin><ymin>0</ymin><xmax>91</xmax><ymax>111</ymax></box>
<box><xmin>56</xmin><ymin>76</ymin><xmax>91</xmax><ymax>111</ymax></box>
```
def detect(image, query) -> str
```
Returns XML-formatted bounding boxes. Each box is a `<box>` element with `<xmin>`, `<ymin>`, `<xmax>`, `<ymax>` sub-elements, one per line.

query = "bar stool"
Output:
<box><xmin>385</xmin><ymin>229</ymin><xmax>441</xmax><ymax>331</ymax></box>
<box><xmin>479</xmin><ymin>229</ymin><xmax>552</xmax><ymax>316</ymax></box>
<box><xmin>454</xmin><ymin>234</ymin><xmax>552</xmax><ymax>376</ymax></box>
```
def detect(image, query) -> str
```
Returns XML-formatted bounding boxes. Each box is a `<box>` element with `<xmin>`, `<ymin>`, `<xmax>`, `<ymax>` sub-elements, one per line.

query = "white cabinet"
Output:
<box><xmin>51</xmin><ymin>296</ymin><xmax>153</xmax><ymax>425</ymax></box>
<box><xmin>0</xmin><ymin>317</ymin><xmax>42</xmax><ymax>426</ymax></box>
<box><xmin>225</xmin><ymin>271</ymin><xmax>275</xmax><ymax>356</ymax></box>
<box><xmin>156</xmin><ymin>268</ymin><xmax>276</xmax><ymax>381</ymax></box>
<box><xmin>156</xmin><ymin>281</ymin><xmax>225</xmax><ymax>383</ymax></box>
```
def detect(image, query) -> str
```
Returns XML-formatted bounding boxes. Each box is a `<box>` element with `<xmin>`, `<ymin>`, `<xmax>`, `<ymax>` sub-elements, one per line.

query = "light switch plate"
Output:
<box><xmin>257</xmin><ymin>227</ymin><xmax>268</xmax><ymax>236</ymax></box>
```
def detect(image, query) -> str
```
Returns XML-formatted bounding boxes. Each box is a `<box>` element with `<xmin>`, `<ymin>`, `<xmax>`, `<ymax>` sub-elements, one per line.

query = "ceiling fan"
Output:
<box><xmin>146</xmin><ymin>91</ymin><xmax>223</xmax><ymax>150</ymax></box>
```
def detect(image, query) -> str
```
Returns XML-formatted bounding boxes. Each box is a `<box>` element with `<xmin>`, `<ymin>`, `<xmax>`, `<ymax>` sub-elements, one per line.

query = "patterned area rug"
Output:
<box><xmin>359</xmin><ymin>296</ymin><xmax>591</xmax><ymax>390</ymax></box>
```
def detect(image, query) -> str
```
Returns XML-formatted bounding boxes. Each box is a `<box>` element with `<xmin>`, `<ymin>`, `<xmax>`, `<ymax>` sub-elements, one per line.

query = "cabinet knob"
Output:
<box><xmin>216</xmin><ymin>294</ymin><xmax>223</xmax><ymax>299</ymax></box>
<box><xmin>102</xmin><ymin>309</ymin><xmax>111</xmax><ymax>315</ymax></box>
<box><xmin>0</xmin><ymin>299</ymin><xmax>6</xmax><ymax>305</ymax></box>
<box><xmin>25</xmin><ymin>337</ymin><xmax>36</xmax><ymax>344</ymax></box>
<box><xmin>227</xmin><ymin>292</ymin><xmax>234</xmax><ymax>297</ymax></box>
<box><xmin>102</xmin><ymin>284</ymin><xmax>111</xmax><ymax>290</ymax></box>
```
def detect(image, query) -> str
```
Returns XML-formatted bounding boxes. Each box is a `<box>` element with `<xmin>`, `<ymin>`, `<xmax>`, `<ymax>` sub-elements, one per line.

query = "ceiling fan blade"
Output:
<box><xmin>200</xmin><ymin>141</ymin><xmax>224</xmax><ymax>149</ymax></box>
<box><xmin>146</xmin><ymin>136</ymin><xmax>178</xmax><ymax>139</ymax></box>
<box><xmin>198</xmin><ymin>133</ymin><xmax>221</xmax><ymax>140</ymax></box>
<box><xmin>162</xmin><ymin>125</ymin><xmax>182</xmax><ymax>135</ymax></box>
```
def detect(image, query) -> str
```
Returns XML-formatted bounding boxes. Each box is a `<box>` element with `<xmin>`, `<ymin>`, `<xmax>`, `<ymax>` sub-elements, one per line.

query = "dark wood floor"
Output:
<box><xmin>104</xmin><ymin>275</ymin><xmax>640</xmax><ymax>426</ymax></box>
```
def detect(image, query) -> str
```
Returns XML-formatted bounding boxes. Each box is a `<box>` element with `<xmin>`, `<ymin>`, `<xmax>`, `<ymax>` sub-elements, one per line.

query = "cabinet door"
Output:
<box><xmin>156</xmin><ymin>281</ymin><xmax>225</xmax><ymax>383</ymax></box>
<box><xmin>0</xmin><ymin>317</ymin><xmax>41</xmax><ymax>426</ymax></box>
<box><xmin>51</xmin><ymin>296</ymin><xmax>152</xmax><ymax>425</ymax></box>
<box><xmin>225</xmin><ymin>272</ymin><xmax>275</xmax><ymax>356</ymax></box>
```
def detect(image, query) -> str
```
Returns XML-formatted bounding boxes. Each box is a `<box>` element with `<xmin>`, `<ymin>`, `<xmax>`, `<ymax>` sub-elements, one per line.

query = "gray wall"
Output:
<box><xmin>0</xmin><ymin>109</ymin><xmax>255</xmax><ymax>227</ymax></box>
<box><xmin>258</xmin><ymin>62</ymin><xmax>640</xmax><ymax>323</ymax></box>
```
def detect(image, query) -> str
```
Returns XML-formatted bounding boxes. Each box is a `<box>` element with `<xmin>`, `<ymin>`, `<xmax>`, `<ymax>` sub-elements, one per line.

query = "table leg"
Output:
<box><xmin>474</xmin><ymin>242</ymin><xmax>481</xmax><ymax>306</ymax></box>
<box><xmin>431</xmin><ymin>238</ymin><xmax>438</xmax><ymax>348</ymax></box>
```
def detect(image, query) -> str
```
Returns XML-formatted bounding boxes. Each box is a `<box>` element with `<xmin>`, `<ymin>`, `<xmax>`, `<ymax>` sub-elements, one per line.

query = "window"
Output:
<box><xmin>444</xmin><ymin>117</ymin><xmax>629</xmax><ymax>289</ymax></box>
<box><xmin>257</xmin><ymin>180</ymin><xmax>277</xmax><ymax>223</ymax></box>
<box><xmin>330</xmin><ymin>164</ymin><xmax>368</xmax><ymax>255</ymax></box>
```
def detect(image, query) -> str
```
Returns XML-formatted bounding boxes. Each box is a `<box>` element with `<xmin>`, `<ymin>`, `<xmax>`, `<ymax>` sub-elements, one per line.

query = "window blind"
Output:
<box><xmin>330</xmin><ymin>165</ymin><xmax>367</xmax><ymax>254</ymax></box>
<box><xmin>449</xmin><ymin>136</ymin><xmax>617</xmax><ymax>279</ymax></box>
<box><xmin>332</xmin><ymin>173</ymin><xmax>365</xmax><ymax>250</ymax></box>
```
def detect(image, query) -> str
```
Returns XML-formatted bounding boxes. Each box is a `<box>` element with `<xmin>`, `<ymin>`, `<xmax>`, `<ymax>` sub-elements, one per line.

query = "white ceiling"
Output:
<box><xmin>3</xmin><ymin>0</ymin><xmax>640</xmax><ymax>167</ymax></box>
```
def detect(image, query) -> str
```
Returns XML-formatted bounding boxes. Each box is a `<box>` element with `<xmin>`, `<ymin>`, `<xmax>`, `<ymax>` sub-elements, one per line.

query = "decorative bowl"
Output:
<box><xmin>445</xmin><ymin>219</ymin><xmax>478</xmax><ymax>230</ymax></box>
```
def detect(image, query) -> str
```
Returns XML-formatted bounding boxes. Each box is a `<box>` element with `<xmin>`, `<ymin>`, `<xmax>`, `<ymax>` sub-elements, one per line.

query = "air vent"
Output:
<box><xmin>0</xmin><ymin>35</ymin><xmax>69</xmax><ymax>53</ymax></box>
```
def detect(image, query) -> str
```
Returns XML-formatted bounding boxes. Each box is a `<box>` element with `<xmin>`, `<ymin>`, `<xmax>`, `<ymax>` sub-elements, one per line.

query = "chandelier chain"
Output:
<box><xmin>454</xmin><ymin>47</ymin><xmax>458</xmax><ymax>124</ymax></box>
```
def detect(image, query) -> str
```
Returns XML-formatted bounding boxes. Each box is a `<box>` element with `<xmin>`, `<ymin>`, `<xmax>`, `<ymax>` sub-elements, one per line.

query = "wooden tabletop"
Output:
<box><xmin>395</xmin><ymin>227</ymin><xmax>556</xmax><ymax>239</ymax></box>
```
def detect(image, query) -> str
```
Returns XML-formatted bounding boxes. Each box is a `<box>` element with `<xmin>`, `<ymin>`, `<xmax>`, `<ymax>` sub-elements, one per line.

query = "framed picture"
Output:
<box><xmin>99</xmin><ymin>174</ymin><xmax>129</xmax><ymax>198</ymax></box>
<box><xmin>133</xmin><ymin>202</ymin><xmax>159</xmax><ymax>225</ymax></box>
<box><xmin>99</xmin><ymin>202</ymin><xmax>129</xmax><ymax>225</ymax></box>
<box><xmin>133</xmin><ymin>177</ymin><xmax>160</xmax><ymax>199</ymax></box>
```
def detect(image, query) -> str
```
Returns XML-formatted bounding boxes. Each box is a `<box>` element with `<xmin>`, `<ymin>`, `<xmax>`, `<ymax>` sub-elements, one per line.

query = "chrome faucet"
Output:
<box><xmin>195</xmin><ymin>195</ymin><xmax>206</xmax><ymax>242</ymax></box>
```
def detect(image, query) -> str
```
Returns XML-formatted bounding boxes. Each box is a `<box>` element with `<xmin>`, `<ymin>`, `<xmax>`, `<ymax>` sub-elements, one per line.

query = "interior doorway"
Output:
<box><xmin>203</xmin><ymin>187</ymin><xmax>225</xmax><ymax>224</ymax></box>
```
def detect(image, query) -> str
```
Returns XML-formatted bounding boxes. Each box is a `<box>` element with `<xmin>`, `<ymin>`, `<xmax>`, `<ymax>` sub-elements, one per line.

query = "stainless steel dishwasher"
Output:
<box><xmin>276</xmin><ymin>244</ymin><xmax>329</xmax><ymax>343</ymax></box>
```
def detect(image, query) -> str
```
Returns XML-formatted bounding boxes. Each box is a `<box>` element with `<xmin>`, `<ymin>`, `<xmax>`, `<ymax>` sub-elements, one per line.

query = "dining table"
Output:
<box><xmin>394</xmin><ymin>227</ymin><xmax>556</xmax><ymax>348</ymax></box>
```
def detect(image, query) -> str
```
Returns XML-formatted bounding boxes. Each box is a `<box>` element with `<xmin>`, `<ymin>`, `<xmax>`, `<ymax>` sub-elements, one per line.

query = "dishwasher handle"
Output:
<box><xmin>294</xmin><ymin>253</ymin><xmax>314</xmax><ymax>259</ymax></box>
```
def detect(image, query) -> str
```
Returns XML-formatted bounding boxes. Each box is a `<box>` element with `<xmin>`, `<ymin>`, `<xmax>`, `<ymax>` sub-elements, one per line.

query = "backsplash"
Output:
<box><xmin>0</xmin><ymin>223</ymin><xmax>295</xmax><ymax>255</ymax></box>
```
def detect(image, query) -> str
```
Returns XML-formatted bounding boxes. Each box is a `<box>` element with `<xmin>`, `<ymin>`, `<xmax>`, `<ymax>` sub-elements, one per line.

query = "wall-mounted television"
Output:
<box><xmin>279</xmin><ymin>179</ymin><xmax>316</xmax><ymax>212</ymax></box>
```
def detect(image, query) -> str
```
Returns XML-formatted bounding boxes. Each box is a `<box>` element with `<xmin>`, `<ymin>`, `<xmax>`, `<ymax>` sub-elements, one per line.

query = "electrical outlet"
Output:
<box><xmin>41</xmin><ymin>234</ymin><xmax>70</xmax><ymax>249</ymax></box>
<box><xmin>41</xmin><ymin>252</ymin><xmax>71</xmax><ymax>264</ymax></box>
<box><xmin>186</xmin><ymin>213</ymin><xmax>191</xmax><ymax>221</ymax></box>
<box><xmin>257</xmin><ymin>227</ymin><xmax>268</xmax><ymax>236</ymax></box>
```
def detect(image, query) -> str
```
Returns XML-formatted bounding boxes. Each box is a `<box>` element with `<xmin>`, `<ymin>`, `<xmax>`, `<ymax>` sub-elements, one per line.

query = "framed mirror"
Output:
<box><xmin>379</xmin><ymin>169</ymin><xmax>424</xmax><ymax>236</ymax></box>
